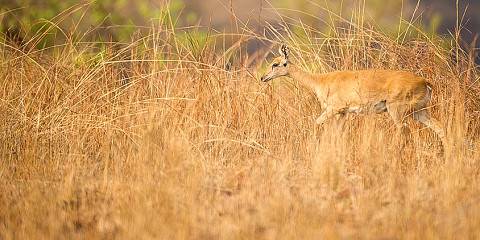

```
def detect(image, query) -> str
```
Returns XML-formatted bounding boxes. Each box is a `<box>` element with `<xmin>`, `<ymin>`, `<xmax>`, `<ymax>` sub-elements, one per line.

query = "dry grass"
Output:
<box><xmin>1</xmin><ymin>6</ymin><xmax>480</xmax><ymax>240</ymax></box>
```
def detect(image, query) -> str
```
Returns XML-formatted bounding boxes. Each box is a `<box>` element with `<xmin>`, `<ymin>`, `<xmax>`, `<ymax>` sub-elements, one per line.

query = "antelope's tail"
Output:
<box><xmin>425</xmin><ymin>82</ymin><xmax>433</xmax><ymax>103</ymax></box>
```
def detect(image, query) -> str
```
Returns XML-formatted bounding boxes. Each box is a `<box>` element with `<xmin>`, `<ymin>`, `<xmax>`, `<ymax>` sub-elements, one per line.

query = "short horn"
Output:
<box><xmin>279</xmin><ymin>44</ymin><xmax>289</xmax><ymax>59</ymax></box>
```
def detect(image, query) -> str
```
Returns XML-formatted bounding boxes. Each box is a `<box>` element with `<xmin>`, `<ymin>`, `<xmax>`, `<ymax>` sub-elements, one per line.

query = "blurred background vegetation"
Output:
<box><xmin>0</xmin><ymin>0</ymin><xmax>478</xmax><ymax>60</ymax></box>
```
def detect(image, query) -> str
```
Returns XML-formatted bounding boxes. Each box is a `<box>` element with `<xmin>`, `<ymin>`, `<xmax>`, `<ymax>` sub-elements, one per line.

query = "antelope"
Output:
<box><xmin>260</xmin><ymin>45</ymin><xmax>446</xmax><ymax>146</ymax></box>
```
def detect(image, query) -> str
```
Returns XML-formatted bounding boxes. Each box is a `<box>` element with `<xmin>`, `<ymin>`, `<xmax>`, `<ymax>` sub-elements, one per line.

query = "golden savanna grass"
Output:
<box><xmin>1</xmin><ymin>5</ymin><xmax>480</xmax><ymax>240</ymax></box>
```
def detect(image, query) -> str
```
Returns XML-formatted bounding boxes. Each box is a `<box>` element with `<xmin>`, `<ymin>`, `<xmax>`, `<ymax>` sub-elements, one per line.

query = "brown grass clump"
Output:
<box><xmin>1</xmin><ymin>6</ymin><xmax>479</xmax><ymax>240</ymax></box>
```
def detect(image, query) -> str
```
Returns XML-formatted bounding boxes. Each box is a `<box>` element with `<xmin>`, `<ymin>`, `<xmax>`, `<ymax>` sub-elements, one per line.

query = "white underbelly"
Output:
<box><xmin>346</xmin><ymin>106</ymin><xmax>363</xmax><ymax>114</ymax></box>
<box><xmin>342</xmin><ymin>100</ymin><xmax>387</xmax><ymax>114</ymax></box>
<box><xmin>334</xmin><ymin>105</ymin><xmax>365</xmax><ymax>115</ymax></box>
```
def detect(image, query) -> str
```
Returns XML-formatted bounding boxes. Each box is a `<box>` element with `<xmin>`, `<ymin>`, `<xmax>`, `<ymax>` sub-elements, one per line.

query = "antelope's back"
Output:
<box><xmin>321</xmin><ymin>70</ymin><xmax>429</xmax><ymax>104</ymax></box>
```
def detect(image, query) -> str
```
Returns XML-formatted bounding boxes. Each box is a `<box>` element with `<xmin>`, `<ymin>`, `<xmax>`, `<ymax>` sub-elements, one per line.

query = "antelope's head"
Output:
<box><xmin>260</xmin><ymin>45</ymin><xmax>290</xmax><ymax>82</ymax></box>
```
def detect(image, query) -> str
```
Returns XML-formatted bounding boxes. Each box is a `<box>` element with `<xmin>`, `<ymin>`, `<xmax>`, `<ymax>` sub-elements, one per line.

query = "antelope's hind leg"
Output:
<box><xmin>386</xmin><ymin>103</ymin><xmax>412</xmax><ymax>148</ymax></box>
<box><xmin>386</xmin><ymin>103</ymin><xmax>409</xmax><ymax>132</ymax></box>
<box><xmin>413</xmin><ymin>109</ymin><xmax>446</xmax><ymax>147</ymax></box>
<box><xmin>373</xmin><ymin>100</ymin><xmax>387</xmax><ymax>113</ymax></box>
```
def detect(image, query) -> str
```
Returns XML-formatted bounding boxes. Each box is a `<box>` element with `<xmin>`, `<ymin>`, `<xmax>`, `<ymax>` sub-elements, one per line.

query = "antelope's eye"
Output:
<box><xmin>283</xmin><ymin>63</ymin><xmax>287</xmax><ymax>67</ymax></box>
<box><xmin>272</xmin><ymin>63</ymin><xmax>279</xmax><ymax>68</ymax></box>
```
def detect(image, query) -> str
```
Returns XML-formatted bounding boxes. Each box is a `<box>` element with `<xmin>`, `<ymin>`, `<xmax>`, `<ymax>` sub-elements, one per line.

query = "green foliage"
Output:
<box><xmin>1</xmin><ymin>0</ymin><xmax>188</xmax><ymax>45</ymax></box>
<box><xmin>0</xmin><ymin>0</ymin><xmax>450</xmax><ymax>50</ymax></box>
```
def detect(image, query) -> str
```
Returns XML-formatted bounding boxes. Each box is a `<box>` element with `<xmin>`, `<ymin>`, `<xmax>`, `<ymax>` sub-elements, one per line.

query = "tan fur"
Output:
<box><xmin>261</xmin><ymin>45</ymin><xmax>446</xmax><ymax>146</ymax></box>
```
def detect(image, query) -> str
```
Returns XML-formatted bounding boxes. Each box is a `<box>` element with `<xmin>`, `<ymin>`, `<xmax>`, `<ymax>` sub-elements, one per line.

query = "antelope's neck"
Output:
<box><xmin>288</xmin><ymin>65</ymin><xmax>320</xmax><ymax>89</ymax></box>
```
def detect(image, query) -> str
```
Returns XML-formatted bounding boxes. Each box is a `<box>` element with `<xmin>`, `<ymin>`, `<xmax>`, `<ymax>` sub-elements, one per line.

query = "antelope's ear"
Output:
<box><xmin>279</xmin><ymin>44</ymin><xmax>289</xmax><ymax>59</ymax></box>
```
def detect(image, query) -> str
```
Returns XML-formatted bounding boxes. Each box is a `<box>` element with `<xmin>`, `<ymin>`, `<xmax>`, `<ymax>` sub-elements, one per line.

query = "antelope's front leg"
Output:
<box><xmin>316</xmin><ymin>107</ymin><xmax>336</xmax><ymax>125</ymax></box>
